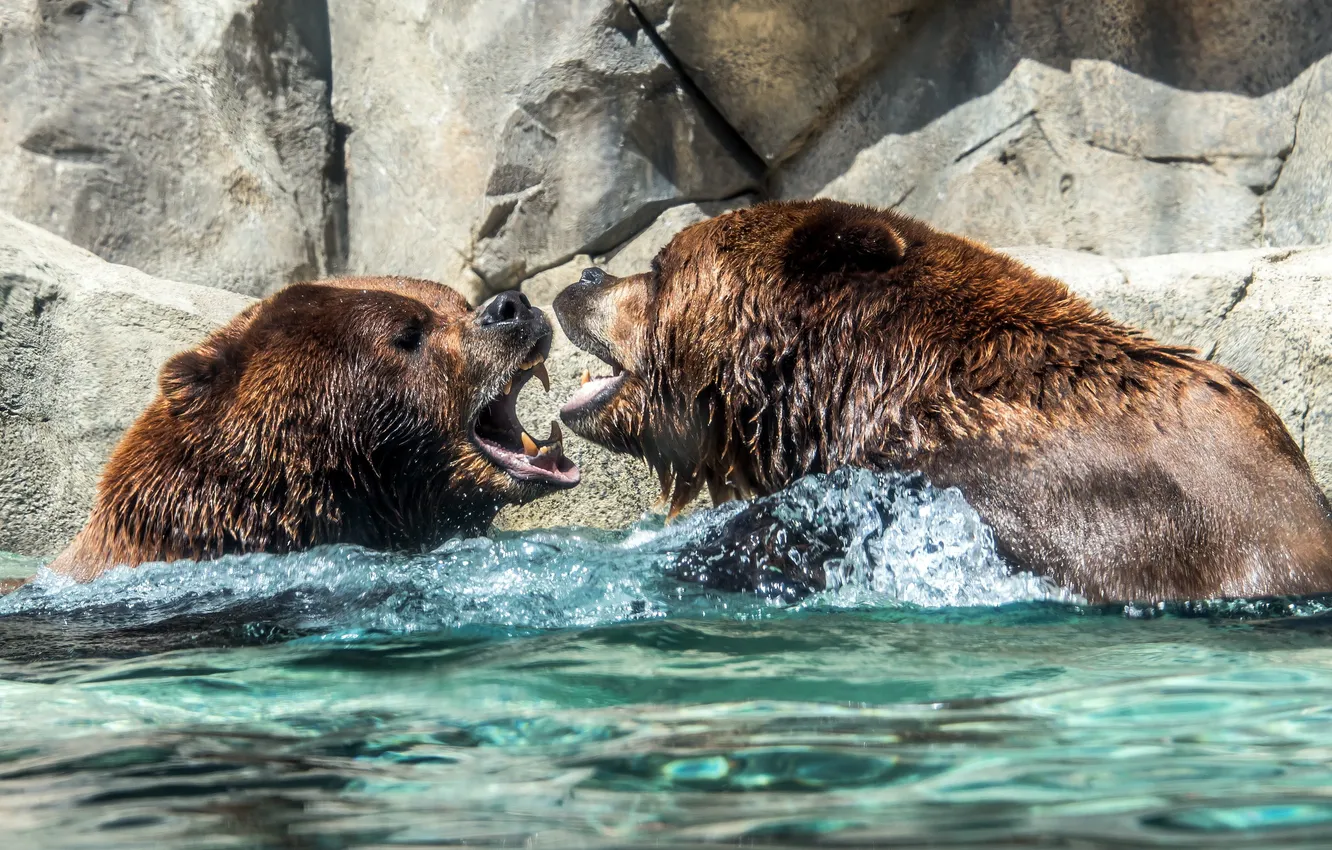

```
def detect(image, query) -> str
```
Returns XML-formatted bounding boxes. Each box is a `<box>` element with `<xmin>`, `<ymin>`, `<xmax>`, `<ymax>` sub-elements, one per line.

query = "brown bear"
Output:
<box><xmin>553</xmin><ymin>199</ymin><xmax>1332</xmax><ymax>603</ymax></box>
<box><xmin>49</xmin><ymin>277</ymin><xmax>578</xmax><ymax>583</ymax></box>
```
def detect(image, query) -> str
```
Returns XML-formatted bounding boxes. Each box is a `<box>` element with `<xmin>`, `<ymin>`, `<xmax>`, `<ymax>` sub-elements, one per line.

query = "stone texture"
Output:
<box><xmin>599</xmin><ymin>197</ymin><xmax>751</xmax><ymax>276</ymax></box>
<box><xmin>330</xmin><ymin>0</ymin><xmax>755</xmax><ymax>303</ymax></box>
<box><xmin>1008</xmin><ymin>245</ymin><xmax>1332</xmax><ymax>492</ymax></box>
<box><xmin>521</xmin><ymin>255</ymin><xmax>594</xmax><ymax>309</ymax></box>
<box><xmin>804</xmin><ymin>59</ymin><xmax>1276</xmax><ymax>257</ymax></box>
<box><xmin>1074</xmin><ymin>60</ymin><xmax>1301</xmax><ymax>165</ymax></box>
<box><xmin>775</xmin><ymin>1</ymin><xmax>1332</xmax><ymax>258</ymax></box>
<box><xmin>633</xmin><ymin>0</ymin><xmax>920</xmax><ymax>164</ymax></box>
<box><xmin>0</xmin><ymin>212</ymin><xmax>253</xmax><ymax>556</ymax></box>
<box><xmin>519</xmin><ymin>197</ymin><xmax>751</xmax><ymax>304</ymax></box>
<box><xmin>1264</xmin><ymin>56</ymin><xmax>1332</xmax><ymax>246</ymax></box>
<box><xmin>0</xmin><ymin>0</ymin><xmax>341</xmax><ymax>297</ymax></box>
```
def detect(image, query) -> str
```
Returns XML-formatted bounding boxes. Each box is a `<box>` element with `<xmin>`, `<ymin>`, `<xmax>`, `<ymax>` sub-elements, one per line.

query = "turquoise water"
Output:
<box><xmin>3</xmin><ymin>470</ymin><xmax>1332</xmax><ymax>848</ymax></box>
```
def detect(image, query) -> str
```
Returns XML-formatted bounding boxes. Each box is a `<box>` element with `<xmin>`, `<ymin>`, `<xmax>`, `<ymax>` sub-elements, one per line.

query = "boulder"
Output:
<box><xmin>0</xmin><ymin>212</ymin><xmax>253</xmax><ymax>557</ymax></box>
<box><xmin>1009</xmin><ymin>245</ymin><xmax>1332</xmax><ymax>492</ymax></box>
<box><xmin>330</xmin><ymin>0</ymin><xmax>756</xmax><ymax>303</ymax></box>
<box><xmin>774</xmin><ymin>0</ymin><xmax>1332</xmax><ymax>257</ymax></box>
<box><xmin>1264</xmin><ymin>56</ymin><xmax>1332</xmax><ymax>246</ymax></box>
<box><xmin>632</xmin><ymin>0</ymin><xmax>922</xmax><ymax>164</ymax></box>
<box><xmin>0</xmin><ymin>0</ymin><xmax>341</xmax><ymax>297</ymax></box>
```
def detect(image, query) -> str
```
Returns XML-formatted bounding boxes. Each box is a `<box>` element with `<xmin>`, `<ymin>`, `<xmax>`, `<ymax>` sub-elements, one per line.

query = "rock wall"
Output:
<box><xmin>0</xmin><ymin>0</ymin><xmax>342</xmax><ymax>296</ymax></box>
<box><xmin>329</xmin><ymin>0</ymin><xmax>757</xmax><ymax>303</ymax></box>
<box><xmin>774</xmin><ymin>1</ymin><xmax>1332</xmax><ymax>257</ymax></box>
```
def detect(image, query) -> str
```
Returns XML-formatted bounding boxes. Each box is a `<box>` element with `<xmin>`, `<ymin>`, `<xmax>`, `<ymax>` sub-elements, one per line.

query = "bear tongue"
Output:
<box><xmin>563</xmin><ymin>373</ymin><xmax>625</xmax><ymax>414</ymax></box>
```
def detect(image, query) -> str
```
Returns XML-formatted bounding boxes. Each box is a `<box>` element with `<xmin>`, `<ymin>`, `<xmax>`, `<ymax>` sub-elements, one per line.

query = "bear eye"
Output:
<box><xmin>393</xmin><ymin>323</ymin><xmax>425</xmax><ymax>353</ymax></box>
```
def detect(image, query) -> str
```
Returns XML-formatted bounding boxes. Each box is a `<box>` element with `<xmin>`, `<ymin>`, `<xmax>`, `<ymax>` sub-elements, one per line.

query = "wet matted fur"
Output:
<box><xmin>52</xmin><ymin>278</ymin><xmax>572</xmax><ymax>582</ymax></box>
<box><xmin>554</xmin><ymin>199</ymin><xmax>1332</xmax><ymax>603</ymax></box>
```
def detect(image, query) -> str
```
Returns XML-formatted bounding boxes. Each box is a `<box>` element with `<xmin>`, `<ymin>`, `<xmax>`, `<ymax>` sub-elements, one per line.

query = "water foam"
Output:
<box><xmin>0</xmin><ymin>469</ymin><xmax>1073</xmax><ymax>634</ymax></box>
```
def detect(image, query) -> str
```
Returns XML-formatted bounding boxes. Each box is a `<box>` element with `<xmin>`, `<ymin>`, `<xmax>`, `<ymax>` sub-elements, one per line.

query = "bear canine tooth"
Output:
<box><xmin>521</xmin><ymin>432</ymin><xmax>539</xmax><ymax>456</ymax></box>
<box><xmin>503</xmin><ymin>379</ymin><xmax>513</xmax><ymax>395</ymax></box>
<box><xmin>547</xmin><ymin>420</ymin><xmax>563</xmax><ymax>444</ymax></box>
<box><xmin>580</xmin><ymin>368</ymin><xmax>591</xmax><ymax>386</ymax></box>
<box><xmin>533</xmin><ymin>362</ymin><xmax>550</xmax><ymax>392</ymax></box>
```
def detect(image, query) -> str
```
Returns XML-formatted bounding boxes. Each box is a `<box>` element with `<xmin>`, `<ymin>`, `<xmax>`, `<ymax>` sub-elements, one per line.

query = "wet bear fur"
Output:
<box><xmin>554</xmin><ymin>200</ymin><xmax>1332</xmax><ymax>602</ymax></box>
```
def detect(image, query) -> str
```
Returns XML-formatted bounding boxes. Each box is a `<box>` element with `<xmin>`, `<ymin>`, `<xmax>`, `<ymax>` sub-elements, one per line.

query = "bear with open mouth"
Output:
<box><xmin>49</xmin><ymin>277</ymin><xmax>578</xmax><ymax>583</ymax></box>
<box><xmin>553</xmin><ymin>199</ymin><xmax>1332</xmax><ymax>603</ymax></box>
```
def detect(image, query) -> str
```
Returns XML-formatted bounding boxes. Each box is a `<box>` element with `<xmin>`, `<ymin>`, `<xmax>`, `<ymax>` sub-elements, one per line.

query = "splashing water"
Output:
<box><xmin>0</xmin><ymin>469</ymin><xmax>1072</xmax><ymax>637</ymax></box>
<box><xmin>7</xmin><ymin>470</ymin><xmax>1332</xmax><ymax>848</ymax></box>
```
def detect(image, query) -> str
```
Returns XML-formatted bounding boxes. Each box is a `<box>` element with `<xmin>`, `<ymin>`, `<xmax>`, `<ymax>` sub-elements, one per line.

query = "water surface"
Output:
<box><xmin>2</xmin><ymin>470</ymin><xmax>1330</xmax><ymax>848</ymax></box>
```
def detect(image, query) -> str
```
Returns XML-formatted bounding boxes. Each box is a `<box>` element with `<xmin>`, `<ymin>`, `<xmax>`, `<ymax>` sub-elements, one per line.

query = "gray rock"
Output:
<box><xmin>1009</xmin><ymin>245</ymin><xmax>1332</xmax><ymax>492</ymax></box>
<box><xmin>600</xmin><ymin>197</ymin><xmax>751</xmax><ymax>276</ymax></box>
<box><xmin>775</xmin><ymin>1</ymin><xmax>1332</xmax><ymax>257</ymax></box>
<box><xmin>519</xmin><ymin>197</ymin><xmax>751</xmax><ymax>304</ymax></box>
<box><xmin>1074</xmin><ymin>60</ymin><xmax>1301</xmax><ymax>164</ymax></box>
<box><xmin>330</xmin><ymin>0</ymin><xmax>755</xmax><ymax>302</ymax></box>
<box><xmin>633</xmin><ymin>0</ymin><xmax>921</xmax><ymax>164</ymax></box>
<box><xmin>522</xmin><ymin>255</ymin><xmax>594</xmax><ymax>309</ymax></box>
<box><xmin>0</xmin><ymin>212</ymin><xmax>253</xmax><ymax>557</ymax></box>
<box><xmin>1264</xmin><ymin>56</ymin><xmax>1332</xmax><ymax>246</ymax></box>
<box><xmin>807</xmin><ymin>59</ymin><xmax>1267</xmax><ymax>257</ymax></box>
<box><xmin>0</xmin><ymin>0</ymin><xmax>340</xmax><ymax>297</ymax></box>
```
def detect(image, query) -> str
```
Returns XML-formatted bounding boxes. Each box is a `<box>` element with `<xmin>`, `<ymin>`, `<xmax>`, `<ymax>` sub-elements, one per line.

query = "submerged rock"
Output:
<box><xmin>0</xmin><ymin>0</ymin><xmax>342</xmax><ymax>296</ymax></box>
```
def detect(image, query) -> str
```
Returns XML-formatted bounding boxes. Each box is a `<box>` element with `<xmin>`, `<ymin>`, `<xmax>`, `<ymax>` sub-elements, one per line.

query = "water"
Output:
<box><xmin>2</xmin><ymin>469</ymin><xmax>1332</xmax><ymax>848</ymax></box>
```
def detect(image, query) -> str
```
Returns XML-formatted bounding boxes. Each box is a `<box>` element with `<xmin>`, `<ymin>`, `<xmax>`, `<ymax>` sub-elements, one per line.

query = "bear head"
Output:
<box><xmin>553</xmin><ymin>199</ymin><xmax>943</xmax><ymax>513</ymax></box>
<box><xmin>61</xmin><ymin>277</ymin><xmax>577</xmax><ymax>579</ymax></box>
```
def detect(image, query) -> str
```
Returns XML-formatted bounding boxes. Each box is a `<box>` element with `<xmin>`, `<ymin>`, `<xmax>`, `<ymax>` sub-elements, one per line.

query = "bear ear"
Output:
<box><xmin>782</xmin><ymin>205</ymin><xmax>907</xmax><ymax>279</ymax></box>
<box><xmin>159</xmin><ymin>344</ymin><xmax>236</xmax><ymax>417</ymax></box>
<box><xmin>160</xmin><ymin>304</ymin><xmax>258</xmax><ymax>416</ymax></box>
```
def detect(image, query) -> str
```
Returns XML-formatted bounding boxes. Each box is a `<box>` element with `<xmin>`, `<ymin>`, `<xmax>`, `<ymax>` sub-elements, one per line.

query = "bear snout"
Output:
<box><xmin>476</xmin><ymin>289</ymin><xmax>552</xmax><ymax>354</ymax></box>
<box><xmin>552</xmin><ymin>268</ymin><xmax>618</xmax><ymax>366</ymax></box>
<box><xmin>478</xmin><ymin>290</ymin><xmax>534</xmax><ymax>327</ymax></box>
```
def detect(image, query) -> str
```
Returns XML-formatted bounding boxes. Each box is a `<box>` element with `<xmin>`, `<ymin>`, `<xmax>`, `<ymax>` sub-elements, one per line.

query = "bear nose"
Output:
<box><xmin>478</xmin><ymin>290</ymin><xmax>532</xmax><ymax>326</ymax></box>
<box><xmin>578</xmin><ymin>267</ymin><xmax>605</xmax><ymax>287</ymax></box>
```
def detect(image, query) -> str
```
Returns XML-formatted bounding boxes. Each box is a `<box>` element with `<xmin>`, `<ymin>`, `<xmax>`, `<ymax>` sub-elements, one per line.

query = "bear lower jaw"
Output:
<box><xmin>474</xmin><ymin>428</ymin><xmax>579</xmax><ymax>488</ymax></box>
<box><xmin>471</xmin><ymin>369</ymin><xmax>580</xmax><ymax>489</ymax></box>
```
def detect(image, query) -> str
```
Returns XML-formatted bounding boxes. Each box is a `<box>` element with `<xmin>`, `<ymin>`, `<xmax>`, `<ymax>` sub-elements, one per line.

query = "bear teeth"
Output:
<box><xmin>532</xmin><ymin>362</ymin><xmax>550</xmax><ymax>392</ymax></box>
<box><xmin>521</xmin><ymin>431</ymin><xmax>539</xmax><ymax>456</ymax></box>
<box><xmin>580</xmin><ymin>369</ymin><xmax>591</xmax><ymax>386</ymax></box>
<box><xmin>547</xmin><ymin>421</ymin><xmax>563</xmax><ymax>444</ymax></box>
